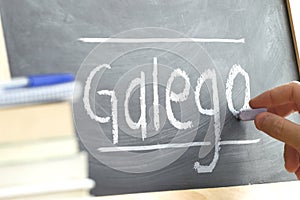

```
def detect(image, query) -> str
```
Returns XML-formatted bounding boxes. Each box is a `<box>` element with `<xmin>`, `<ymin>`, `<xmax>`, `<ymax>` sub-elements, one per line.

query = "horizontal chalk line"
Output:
<box><xmin>219</xmin><ymin>139</ymin><xmax>261</xmax><ymax>145</ymax></box>
<box><xmin>79</xmin><ymin>38</ymin><xmax>245</xmax><ymax>44</ymax></box>
<box><xmin>98</xmin><ymin>139</ymin><xmax>260</xmax><ymax>152</ymax></box>
<box><xmin>98</xmin><ymin>142</ymin><xmax>211</xmax><ymax>153</ymax></box>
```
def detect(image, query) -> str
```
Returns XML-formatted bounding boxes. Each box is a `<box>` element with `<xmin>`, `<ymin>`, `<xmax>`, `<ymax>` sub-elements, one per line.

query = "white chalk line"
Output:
<box><xmin>219</xmin><ymin>138</ymin><xmax>260</xmax><ymax>145</ymax></box>
<box><xmin>98</xmin><ymin>139</ymin><xmax>260</xmax><ymax>152</ymax></box>
<box><xmin>79</xmin><ymin>38</ymin><xmax>245</xmax><ymax>44</ymax></box>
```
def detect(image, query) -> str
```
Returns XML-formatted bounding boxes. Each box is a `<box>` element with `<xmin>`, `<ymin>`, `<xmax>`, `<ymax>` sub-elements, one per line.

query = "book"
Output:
<box><xmin>0</xmin><ymin>178</ymin><xmax>95</xmax><ymax>200</ymax></box>
<box><xmin>0</xmin><ymin>82</ymin><xmax>78</xmax><ymax>107</ymax></box>
<box><xmin>0</xmin><ymin>93</ymin><xmax>95</xmax><ymax>198</ymax></box>
<box><xmin>0</xmin><ymin>137</ymin><xmax>78</xmax><ymax>165</ymax></box>
<box><xmin>0</xmin><ymin>102</ymin><xmax>74</xmax><ymax>143</ymax></box>
<box><xmin>0</xmin><ymin>152</ymin><xmax>87</xmax><ymax>187</ymax></box>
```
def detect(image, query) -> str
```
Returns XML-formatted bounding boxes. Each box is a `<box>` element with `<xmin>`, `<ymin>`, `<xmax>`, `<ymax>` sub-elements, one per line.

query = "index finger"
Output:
<box><xmin>250</xmin><ymin>81</ymin><xmax>300</xmax><ymax>109</ymax></box>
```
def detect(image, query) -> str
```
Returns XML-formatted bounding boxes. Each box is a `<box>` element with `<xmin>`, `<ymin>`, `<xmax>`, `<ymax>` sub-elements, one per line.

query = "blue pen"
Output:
<box><xmin>0</xmin><ymin>73</ymin><xmax>74</xmax><ymax>89</ymax></box>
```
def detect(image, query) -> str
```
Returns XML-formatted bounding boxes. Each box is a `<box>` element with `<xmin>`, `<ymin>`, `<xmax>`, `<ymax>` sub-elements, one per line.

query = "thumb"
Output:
<box><xmin>254</xmin><ymin>112</ymin><xmax>300</xmax><ymax>151</ymax></box>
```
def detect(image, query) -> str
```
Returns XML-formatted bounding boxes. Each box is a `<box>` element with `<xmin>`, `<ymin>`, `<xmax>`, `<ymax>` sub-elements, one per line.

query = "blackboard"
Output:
<box><xmin>1</xmin><ymin>0</ymin><xmax>299</xmax><ymax>196</ymax></box>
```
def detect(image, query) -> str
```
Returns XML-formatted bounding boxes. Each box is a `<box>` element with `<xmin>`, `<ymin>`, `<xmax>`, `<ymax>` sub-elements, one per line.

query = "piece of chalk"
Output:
<box><xmin>237</xmin><ymin>108</ymin><xmax>267</xmax><ymax>121</ymax></box>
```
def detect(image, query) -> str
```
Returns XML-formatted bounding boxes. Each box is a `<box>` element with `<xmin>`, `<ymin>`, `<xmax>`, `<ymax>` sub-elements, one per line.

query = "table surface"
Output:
<box><xmin>85</xmin><ymin>181</ymin><xmax>299</xmax><ymax>200</ymax></box>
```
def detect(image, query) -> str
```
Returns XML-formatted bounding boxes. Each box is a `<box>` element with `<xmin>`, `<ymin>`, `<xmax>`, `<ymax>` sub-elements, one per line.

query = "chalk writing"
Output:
<box><xmin>83</xmin><ymin>58</ymin><xmax>254</xmax><ymax>173</ymax></box>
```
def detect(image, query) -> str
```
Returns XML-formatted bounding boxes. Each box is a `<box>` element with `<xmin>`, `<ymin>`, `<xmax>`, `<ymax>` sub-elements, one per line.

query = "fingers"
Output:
<box><xmin>284</xmin><ymin>144</ymin><xmax>300</xmax><ymax>173</ymax></box>
<box><xmin>285</xmin><ymin>144</ymin><xmax>300</xmax><ymax>180</ymax></box>
<box><xmin>254</xmin><ymin>112</ymin><xmax>300</xmax><ymax>151</ymax></box>
<box><xmin>252</xmin><ymin>82</ymin><xmax>300</xmax><ymax>179</ymax></box>
<box><xmin>295</xmin><ymin>168</ymin><xmax>300</xmax><ymax>180</ymax></box>
<box><xmin>268</xmin><ymin>102</ymin><xmax>296</xmax><ymax>117</ymax></box>
<box><xmin>250</xmin><ymin>81</ymin><xmax>300</xmax><ymax>110</ymax></box>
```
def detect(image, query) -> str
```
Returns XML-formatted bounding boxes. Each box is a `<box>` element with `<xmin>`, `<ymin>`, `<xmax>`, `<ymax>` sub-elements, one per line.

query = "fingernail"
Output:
<box><xmin>249</xmin><ymin>99</ymin><xmax>254</xmax><ymax>107</ymax></box>
<box><xmin>249</xmin><ymin>98</ymin><xmax>257</xmax><ymax>108</ymax></box>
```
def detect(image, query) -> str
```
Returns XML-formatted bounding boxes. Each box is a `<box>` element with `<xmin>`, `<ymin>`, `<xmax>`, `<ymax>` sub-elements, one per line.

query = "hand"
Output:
<box><xmin>249</xmin><ymin>81</ymin><xmax>300</xmax><ymax>179</ymax></box>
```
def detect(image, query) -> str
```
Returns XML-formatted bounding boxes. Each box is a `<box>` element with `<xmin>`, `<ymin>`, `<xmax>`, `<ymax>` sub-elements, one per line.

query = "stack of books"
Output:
<box><xmin>0</xmin><ymin>75</ymin><xmax>94</xmax><ymax>199</ymax></box>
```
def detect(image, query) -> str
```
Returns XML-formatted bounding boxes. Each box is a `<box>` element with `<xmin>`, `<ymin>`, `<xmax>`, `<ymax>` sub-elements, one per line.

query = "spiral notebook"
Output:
<box><xmin>0</xmin><ymin>82</ymin><xmax>80</xmax><ymax>107</ymax></box>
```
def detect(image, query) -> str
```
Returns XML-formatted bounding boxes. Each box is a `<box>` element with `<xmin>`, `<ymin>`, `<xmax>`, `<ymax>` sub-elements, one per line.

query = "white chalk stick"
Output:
<box><xmin>237</xmin><ymin>108</ymin><xmax>267</xmax><ymax>121</ymax></box>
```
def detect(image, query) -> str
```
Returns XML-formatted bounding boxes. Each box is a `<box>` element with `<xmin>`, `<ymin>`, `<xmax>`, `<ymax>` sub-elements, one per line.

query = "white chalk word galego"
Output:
<box><xmin>74</xmin><ymin>28</ymin><xmax>259</xmax><ymax>174</ymax></box>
